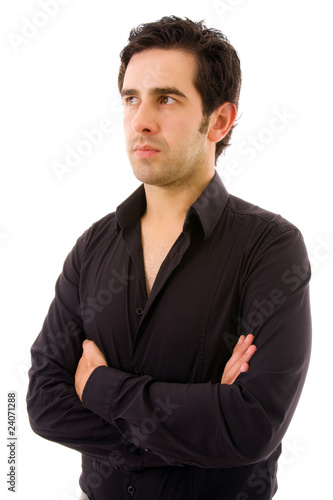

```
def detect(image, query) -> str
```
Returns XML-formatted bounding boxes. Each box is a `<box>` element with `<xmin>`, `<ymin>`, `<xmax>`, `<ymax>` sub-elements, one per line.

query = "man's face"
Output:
<box><xmin>121</xmin><ymin>48</ymin><xmax>214</xmax><ymax>188</ymax></box>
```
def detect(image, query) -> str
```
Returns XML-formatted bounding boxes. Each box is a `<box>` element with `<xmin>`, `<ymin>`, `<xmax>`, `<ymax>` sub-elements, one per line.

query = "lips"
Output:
<box><xmin>134</xmin><ymin>145</ymin><xmax>160</xmax><ymax>152</ymax></box>
<box><xmin>134</xmin><ymin>144</ymin><xmax>160</xmax><ymax>158</ymax></box>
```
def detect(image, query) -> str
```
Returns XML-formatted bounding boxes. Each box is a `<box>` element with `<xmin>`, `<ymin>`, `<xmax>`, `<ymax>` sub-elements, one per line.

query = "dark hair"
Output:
<box><xmin>118</xmin><ymin>16</ymin><xmax>242</xmax><ymax>162</ymax></box>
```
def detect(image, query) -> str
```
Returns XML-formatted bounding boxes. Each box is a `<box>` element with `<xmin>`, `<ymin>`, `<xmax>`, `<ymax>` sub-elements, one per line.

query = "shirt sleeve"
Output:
<box><xmin>81</xmin><ymin>228</ymin><xmax>312</xmax><ymax>468</ymax></box>
<box><xmin>26</xmin><ymin>231</ymin><xmax>167</xmax><ymax>470</ymax></box>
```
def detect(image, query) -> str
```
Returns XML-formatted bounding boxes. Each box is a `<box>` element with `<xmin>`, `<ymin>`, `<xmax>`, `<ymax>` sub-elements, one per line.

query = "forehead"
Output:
<box><xmin>123</xmin><ymin>48</ymin><xmax>198</xmax><ymax>91</ymax></box>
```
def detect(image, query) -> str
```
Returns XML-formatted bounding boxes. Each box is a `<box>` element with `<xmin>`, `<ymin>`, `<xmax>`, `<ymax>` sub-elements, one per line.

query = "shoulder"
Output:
<box><xmin>224</xmin><ymin>193</ymin><xmax>303</xmax><ymax>246</ymax></box>
<box><xmin>73</xmin><ymin>212</ymin><xmax>118</xmax><ymax>262</ymax></box>
<box><xmin>222</xmin><ymin>194</ymin><xmax>308</xmax><ymax>268</ymax></box>
<box><xmin>226</xmin><ymin>193</ymin><xmax>299</xmax><ymax>234</ymax></box>
<box><xmin>84</xmin><ymin>212</ymin><xmax>117</xmax><ymax>243</ymax></box>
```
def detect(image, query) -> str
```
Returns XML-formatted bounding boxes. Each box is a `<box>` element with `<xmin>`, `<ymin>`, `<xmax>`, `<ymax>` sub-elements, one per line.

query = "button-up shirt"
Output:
<box><xmin>27</xmin><ymin>172</ymin><xmax>311</xmax><ymax>500</ymax></box>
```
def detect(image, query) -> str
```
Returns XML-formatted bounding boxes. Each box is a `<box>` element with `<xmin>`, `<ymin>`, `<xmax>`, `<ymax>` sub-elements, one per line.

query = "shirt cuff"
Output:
<box><xmin>81</xmin><ymin>365</ymin><xmax>127</xmax><ymax>423</ymax></box>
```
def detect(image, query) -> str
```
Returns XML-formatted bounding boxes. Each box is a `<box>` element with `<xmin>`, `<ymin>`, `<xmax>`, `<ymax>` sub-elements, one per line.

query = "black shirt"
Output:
<box><xmin>27</xmin><ymin>172</ymin><xmax>311</xmax><ymax>500</ymax></box>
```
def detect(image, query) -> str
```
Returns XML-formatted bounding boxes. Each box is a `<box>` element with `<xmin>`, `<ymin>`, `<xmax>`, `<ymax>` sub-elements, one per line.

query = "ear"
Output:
<box><xmin>207</xmin><ymin>102</ymin><xmax>238</xmax><ymax>144</ymax></box>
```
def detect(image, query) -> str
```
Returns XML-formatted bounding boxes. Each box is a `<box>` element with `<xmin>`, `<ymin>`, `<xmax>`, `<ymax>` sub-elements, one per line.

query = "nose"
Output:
<box><xmin>132</xmin><ymin>102</ymin><xmax>159</xmax><ymax>135</ymax></box>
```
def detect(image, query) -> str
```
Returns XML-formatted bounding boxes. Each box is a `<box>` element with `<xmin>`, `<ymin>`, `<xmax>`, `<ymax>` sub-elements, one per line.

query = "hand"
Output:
<box><xmin>221</xmin><ymin>334</ymin><xmax>257</xmax><ymax>385</ymax></box>
<box><xmin>75</xmin><ymin>340</ymin><xmax>107</xmax><ymax>401</ymax></box>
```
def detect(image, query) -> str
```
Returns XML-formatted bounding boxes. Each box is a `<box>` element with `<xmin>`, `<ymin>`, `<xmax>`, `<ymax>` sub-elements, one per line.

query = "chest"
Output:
<box><xmin>141</xmin><ymin>223</ymin><xmax>183</xmax><ymax>296</ymax></box>
<box><xmin>80</xmin><ymin>222</ymin><xmax>242</xmax><ymax>383</ymax></box>
<box><xmin>141</xmin><ymin>236</ymin><xmax>177</xmax><ymax>296</ymax></box>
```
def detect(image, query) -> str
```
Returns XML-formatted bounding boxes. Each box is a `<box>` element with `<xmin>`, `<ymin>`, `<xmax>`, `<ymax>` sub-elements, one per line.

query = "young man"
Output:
<box><xmin>27</xmin><ymin>16</ymin><xmax>311</xmax><ymax>500</ymax></box>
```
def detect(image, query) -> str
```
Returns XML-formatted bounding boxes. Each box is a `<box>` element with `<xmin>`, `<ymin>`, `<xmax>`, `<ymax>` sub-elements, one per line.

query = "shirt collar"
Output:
<box><xmin>189</xmin><ymin>171</ymin><xmax>229</xmax><ymax>239</ymax></box>
<box><xmin>116</xmin><ymin>170</ymin><xmax>229</xmax><ymax>239</ymax></box>
<box><xmin>116</xmin><ymin>184</ymin><xmax>146</xmax><ymax>232</ymax></box>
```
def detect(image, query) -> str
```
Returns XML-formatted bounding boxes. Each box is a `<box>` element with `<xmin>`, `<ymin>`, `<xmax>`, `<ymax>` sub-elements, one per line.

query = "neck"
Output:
<box><xmin>143</xmin><ymin>169</ymin><xmax>215</xmax><ymax>225</ymax></box>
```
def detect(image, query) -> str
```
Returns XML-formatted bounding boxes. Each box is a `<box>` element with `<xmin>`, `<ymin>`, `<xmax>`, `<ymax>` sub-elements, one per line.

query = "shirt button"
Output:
<box><xmin>127</xmin><ymin>485</ymin><xmax>136</xmax><ymax>495</ymax></box>
<box><xmin>136</xmin><ymin>369</ymin><xmax>144</xmax><ymax>377</ymax></box>
<box><xmin>135</xmin><ymin>307</ymin><xmax>144</xmax><ymax>316</ymax></box>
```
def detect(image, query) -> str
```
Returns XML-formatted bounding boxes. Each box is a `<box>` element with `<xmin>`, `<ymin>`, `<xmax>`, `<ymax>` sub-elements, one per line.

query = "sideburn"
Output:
<box><xmin>199</xmin><ymin>114</ymin><xmax>210</xmax><ymax>134</ymax></box>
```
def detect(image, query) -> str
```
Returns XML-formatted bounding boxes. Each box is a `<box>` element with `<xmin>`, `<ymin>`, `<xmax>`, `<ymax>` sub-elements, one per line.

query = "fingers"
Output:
<box><xmin>81</xmin><ymin>339</ymin><xmax>108</xmax><ymax>367</ymax></box>
<box><xmin>240</xmin><ymin>342</ymin><xmax>257</xmax><ymax>366</ymax></box>
<box><xmin>82</xmin><ymin>339</ymin><xmax>93</xmax><ymax>350</ymax></box>
<box><xmin>240</xmin><ymin>363</ymin><xmax>249</xmax><ymax>373</ymax></box>
<box><xmin>221</xmin><ymin>334</ymin><xmax>257</xmax><ymax>385</ymax></box>
<box><xmin>229</xmin><ymin>334</ymin><xmax>256</xmax><ymax>367</ymax></box>
<box><xmin>237</xmin><ymin>333</ymin><xmax>255</xmax><ymax>351</ymax></box>
<box><xmin>82</xmin><ymin>339</ymin><xmax>99</xmax><ymax>355</ymax></box>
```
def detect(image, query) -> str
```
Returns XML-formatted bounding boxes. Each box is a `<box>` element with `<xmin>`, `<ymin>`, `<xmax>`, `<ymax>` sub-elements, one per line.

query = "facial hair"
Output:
<box><xmin>127</xmin><ymin>114</ymin><xmax>211</xmax><ymax>188</ymax></box>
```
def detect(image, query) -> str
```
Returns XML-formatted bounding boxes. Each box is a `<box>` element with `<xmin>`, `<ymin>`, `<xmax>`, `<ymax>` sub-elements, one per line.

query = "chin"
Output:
<box><xmin>131</xmin><ymin>162</ymin><xmax>163</xmax><ymax>185</ymax></box>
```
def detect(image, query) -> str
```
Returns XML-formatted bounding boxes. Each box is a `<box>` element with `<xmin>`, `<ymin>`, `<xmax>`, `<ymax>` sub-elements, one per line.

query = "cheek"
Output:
<box><xmin>123</xmin><ymin>116</ymin><xmax>134</xmax><ymax>141</ymax></box>
<box><xmin>166</xmin><ymin>114</ymin><xmax>196</xmax><ymax>137</ymax></box>
<box><xmin>168</xmin><ymin>119</ymin><xmax>202</xmax><ymax>147</ymax></box>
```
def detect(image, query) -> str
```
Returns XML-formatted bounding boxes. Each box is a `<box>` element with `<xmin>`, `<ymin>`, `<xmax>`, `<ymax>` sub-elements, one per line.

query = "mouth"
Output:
<box><xmin>134</xmin><ymin>145</ymin><xmax>160</xmax><ymax>159</ymax></box>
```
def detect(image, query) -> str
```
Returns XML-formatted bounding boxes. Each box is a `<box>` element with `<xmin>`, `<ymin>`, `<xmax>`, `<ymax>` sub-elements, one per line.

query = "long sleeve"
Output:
<box><xmin>81</xmin><ymin>228</ymin><xmax>311</xmax><ymax>468</ymax></box>
<box><xmin>26</xmin><ymin>231</ymin><xmax>167</xmax><ymax>470</ymax></box>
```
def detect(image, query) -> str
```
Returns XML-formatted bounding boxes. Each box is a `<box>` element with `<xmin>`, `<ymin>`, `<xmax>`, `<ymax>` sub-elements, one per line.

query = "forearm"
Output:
<box><xmin>82</xmin><ymin>366</ymin><xmax>258</xmax><ymax>468</ymax></box>
<box><xmin>27</xmin><ymin>344</ymin><xmax>171</xmax><ymax>469</ymax></box>
<box><xmin>81</xmin><ymin>284</ymin><xmax>311</xmax><ymax>469</ymax></box>
<box><xmin>26</xmin><ymin>232</ymin><xmax>167</xmax><ymax>470</ymax></box>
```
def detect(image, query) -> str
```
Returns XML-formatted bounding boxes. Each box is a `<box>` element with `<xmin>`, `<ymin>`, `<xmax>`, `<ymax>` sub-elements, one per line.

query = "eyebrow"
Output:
<box><xmin>121</xmin><ymin>87</ymin><xmax>188</xmax><ymax>99</ymax></box>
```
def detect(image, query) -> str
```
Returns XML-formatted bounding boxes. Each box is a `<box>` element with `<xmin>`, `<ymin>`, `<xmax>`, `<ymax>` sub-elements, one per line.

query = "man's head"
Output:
<box><xmin>118</xmin><ymin>15</ymin><xmax>242</xmax><ymax>162</ymax></box>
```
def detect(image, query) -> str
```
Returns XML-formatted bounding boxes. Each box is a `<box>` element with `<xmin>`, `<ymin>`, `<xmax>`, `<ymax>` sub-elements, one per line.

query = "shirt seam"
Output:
<box><xmin>225</xmin><ymin>203</ymin><xmax>299</xmax><ymax>234</ymax></box>
<box><xmin>252</xmin><ymin>227</ymin><xmax>303</xmax><ymax>263</ymax></box>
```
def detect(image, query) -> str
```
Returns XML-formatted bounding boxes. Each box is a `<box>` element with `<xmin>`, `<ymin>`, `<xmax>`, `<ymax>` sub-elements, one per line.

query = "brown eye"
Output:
<box><xmin>160</xmin><ymin>96</ymin><xmax>176</xmax><ymax>105</ymax></box>
<box><xmin>124</xmin><ymin>96</ymin><xmax>139</xmax><ymax>105</ymax></box>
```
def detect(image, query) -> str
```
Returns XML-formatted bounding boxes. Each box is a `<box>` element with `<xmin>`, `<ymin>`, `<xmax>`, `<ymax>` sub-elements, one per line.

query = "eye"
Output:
<box><xmin>159</xmin><ymin>96</ymin><xmax>176</xmax><ymax>105</ymax></box>
<box><xmin>123</xmin><ymin>96</ymin><xmax>140</xmax><ymax>106</ymax></box>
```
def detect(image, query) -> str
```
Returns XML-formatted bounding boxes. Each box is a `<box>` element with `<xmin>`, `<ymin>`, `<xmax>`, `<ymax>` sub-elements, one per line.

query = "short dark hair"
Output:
<box><xmin>118</xmin><ymin>16</ymin><xmax>242</xmax><ymax>162</ymax></box>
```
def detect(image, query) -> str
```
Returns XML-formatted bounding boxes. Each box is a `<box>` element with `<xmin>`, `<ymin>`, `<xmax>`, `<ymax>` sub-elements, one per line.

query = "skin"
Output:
<box><xmin>75</xmin><ymin>335</ymin><xmax>257</xmax><ymax>400</ymax></box>
<box><xmin>122</xmin><ymin>49</ymin><xmax>213</xmax><ymax>192</ymax></box>
<box><xmin>75</xmin><ymin>48</ymin><xmax>257</xmax><ymax>401</ymax></box>
<box><xmin>121</xmin><ymin>48</ymin><xmax>237</xmax><ymax>222</ymax></box>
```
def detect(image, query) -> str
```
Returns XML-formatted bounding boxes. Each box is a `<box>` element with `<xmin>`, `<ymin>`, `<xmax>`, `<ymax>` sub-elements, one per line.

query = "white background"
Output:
<box><xmin>1</xmin><ymin>0</ymin><xmax>332</xmax><ymax>498</ymax></box>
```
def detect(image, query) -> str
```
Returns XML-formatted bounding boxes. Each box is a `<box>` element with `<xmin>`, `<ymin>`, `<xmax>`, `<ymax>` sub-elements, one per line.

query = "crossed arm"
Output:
<box><xmin>75</xmin><ymin>334</ymin><xmax>257</xmax><ymax>401</ymax></box>
<box><xmin>27</xmin><ymin>227</ymin><xmax>311</xmax><ymax>469</ymax></box>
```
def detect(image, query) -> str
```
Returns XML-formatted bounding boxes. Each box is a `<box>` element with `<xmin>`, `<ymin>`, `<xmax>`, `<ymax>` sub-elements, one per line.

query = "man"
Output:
<box><xmin>27</xmin><ymin>16</ymin><xmax>311</xmax><ymax>500</ymax></box>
